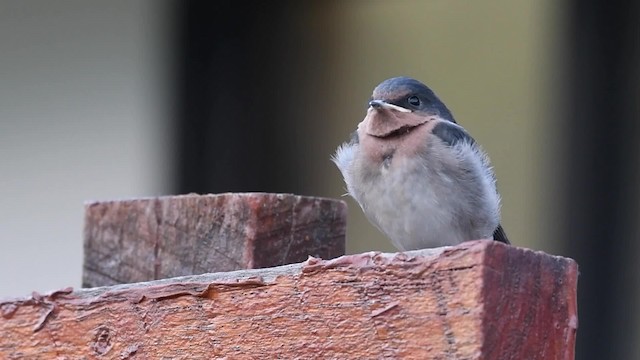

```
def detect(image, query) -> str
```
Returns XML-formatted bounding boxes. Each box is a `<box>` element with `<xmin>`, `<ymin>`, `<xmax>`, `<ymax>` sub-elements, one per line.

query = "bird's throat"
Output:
<box><xmin>372</xmin><ymin>124</ymin><xmax>419</xmax><ymax>139</ymax></box>
<box><xmin>361</xmin><ymin>109</ymin><xmax>430</xmax><ymax>138</ymax></box>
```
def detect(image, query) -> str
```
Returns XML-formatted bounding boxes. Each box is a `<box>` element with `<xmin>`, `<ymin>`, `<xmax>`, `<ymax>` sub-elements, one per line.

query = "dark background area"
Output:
<box><xmin>175</xmin><ymin>1</ymin><xmax>292</xmax><ymax>194</ymax></box>
<box><xmin>561</xmin><ymin>0</ymin><xmax>639</xmax><ymax>358</ymax></box>
<box><xmin>174</xmin><ymin>1</ymin><xmax>334</xmax><ymax>196</ymax></box>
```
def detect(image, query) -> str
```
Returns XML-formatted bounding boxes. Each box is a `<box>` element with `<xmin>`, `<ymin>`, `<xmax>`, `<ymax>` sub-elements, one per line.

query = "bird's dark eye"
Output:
<box><xmin>408</xmin><ymin>95</ymin><xmax>421</xmax><ymax>107</ymax></box>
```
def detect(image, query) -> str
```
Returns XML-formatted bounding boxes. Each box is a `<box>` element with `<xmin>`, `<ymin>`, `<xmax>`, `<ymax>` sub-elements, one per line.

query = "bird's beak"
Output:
<box><xmin>368</xmin><ymin>100</ymin><xmax>411</xmax><ymax>113</ymax></box>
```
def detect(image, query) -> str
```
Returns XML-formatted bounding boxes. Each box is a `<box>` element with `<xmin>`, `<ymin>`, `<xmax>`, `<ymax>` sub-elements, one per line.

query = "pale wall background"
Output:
<box><xmin>0</xmin><ymin>0</ymin><xmax>172</xmax><ymax>296</ymax></box>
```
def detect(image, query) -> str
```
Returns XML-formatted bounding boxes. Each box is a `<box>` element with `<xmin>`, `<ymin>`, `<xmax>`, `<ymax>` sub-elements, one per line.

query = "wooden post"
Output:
<box><xmin>83</xmin><ymin>193</ymin><xmax>347</xmax><ymax>287</ymax></box>
<box><xmin>1</xmin><ymin>241</ymin><xmax>578</xmax><ymax>359</ymax></box>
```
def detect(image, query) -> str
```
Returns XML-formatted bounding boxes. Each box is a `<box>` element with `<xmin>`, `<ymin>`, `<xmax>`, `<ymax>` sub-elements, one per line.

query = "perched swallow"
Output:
<box><xmin>332</xmin><ymin>77</ymin><xmax>509</xmax><ymax>250</ymax></box>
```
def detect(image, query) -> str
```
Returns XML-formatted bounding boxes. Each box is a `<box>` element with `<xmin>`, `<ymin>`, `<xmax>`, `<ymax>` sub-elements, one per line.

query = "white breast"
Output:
<box><xmin>333</xmin><ymin>136</ymin><xmax>500</xmax><ymax>251</ymax></box>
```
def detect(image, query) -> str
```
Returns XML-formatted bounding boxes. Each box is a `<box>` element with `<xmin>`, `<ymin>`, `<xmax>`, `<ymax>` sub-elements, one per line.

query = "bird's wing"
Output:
<box><xmin>431</xmin><ymin>120</ymin><xmax>476</xmax><ymax>146</ymax></box>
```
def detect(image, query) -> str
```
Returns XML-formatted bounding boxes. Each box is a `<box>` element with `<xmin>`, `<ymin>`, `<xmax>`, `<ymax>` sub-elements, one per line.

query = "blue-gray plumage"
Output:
<box><xmin>333</xmin><ymin>77</ymin><xmax>509</xmax><ymax>250</ymax></box>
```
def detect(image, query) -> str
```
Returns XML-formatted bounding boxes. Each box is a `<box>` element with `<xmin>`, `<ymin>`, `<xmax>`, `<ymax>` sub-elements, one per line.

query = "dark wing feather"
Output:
<box><xmin>431</xmin><ymin>121</ymin><xmax>476</xmax><ymax>147</ymax></box>
<box><xmin>492</xmin><ymin>224</ymin><xmax>510</xmax><ymax>244</ymax></box>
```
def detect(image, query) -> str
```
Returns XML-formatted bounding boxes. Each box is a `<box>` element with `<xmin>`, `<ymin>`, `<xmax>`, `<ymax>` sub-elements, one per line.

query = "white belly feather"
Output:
<box><xmin>333</xmin><ymin>139</ymin><xmax>500</xmax><ymax>251</ymax></box>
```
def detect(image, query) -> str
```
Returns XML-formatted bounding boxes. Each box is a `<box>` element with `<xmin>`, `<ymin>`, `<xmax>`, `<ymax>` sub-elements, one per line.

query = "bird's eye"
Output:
<box><xmin>408</xmin><ymin>96</ymin><xmax>421</xmax><ymax>107</ymax></box>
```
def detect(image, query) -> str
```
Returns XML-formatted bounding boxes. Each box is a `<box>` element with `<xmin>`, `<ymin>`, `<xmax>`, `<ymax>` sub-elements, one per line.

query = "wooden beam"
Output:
<box><xmin>1</xmin><ymin>240</ymin><xmax>577</xmax><ymax>359</ymax></box>
<box><xmin>83</xmin><ymin>193</ymin><xmax>346</xmax><ymax>287</ymax></box>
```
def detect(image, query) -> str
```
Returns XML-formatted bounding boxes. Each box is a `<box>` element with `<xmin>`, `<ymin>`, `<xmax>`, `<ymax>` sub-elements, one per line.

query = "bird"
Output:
<box><xmin>332</xmin><ymin>76</ymin><xmax>509</xmax><ymax>251</ymax></box>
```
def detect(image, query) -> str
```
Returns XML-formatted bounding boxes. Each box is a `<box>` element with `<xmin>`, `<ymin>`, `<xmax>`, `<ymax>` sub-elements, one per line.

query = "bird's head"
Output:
<box><xmin>361</xmin><ymin>77</ymin><xmax>455</xmax><ymax>138</ymax></box>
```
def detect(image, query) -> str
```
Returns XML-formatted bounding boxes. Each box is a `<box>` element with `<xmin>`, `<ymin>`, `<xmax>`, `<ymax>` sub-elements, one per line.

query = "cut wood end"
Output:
<box><xmin>83</xmin><ymin>193</ymin><xmax>347</xmax><ymax>287</ymax></box>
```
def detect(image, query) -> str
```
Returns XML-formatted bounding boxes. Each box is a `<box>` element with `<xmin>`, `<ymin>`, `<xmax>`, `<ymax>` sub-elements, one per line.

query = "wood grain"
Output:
<box><xmin>83</xmin><ymin>193</ymin><xmax>347</xmax><ymax>287</ymax></box>
<box><xmin>1</xmin><ymin>240</ymin><xmax>578</xmax><ymax>359</ymax></box>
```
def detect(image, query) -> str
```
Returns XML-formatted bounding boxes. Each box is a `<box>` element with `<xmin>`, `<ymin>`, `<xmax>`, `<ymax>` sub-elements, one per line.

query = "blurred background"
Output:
<box><xmin>0</xmin><ymin>0</ymin><xmax>637</xmax><ymax>358</ymax></box>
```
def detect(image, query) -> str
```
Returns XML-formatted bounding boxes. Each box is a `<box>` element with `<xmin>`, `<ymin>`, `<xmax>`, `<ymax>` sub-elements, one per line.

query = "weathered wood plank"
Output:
<box><xmin>1</xmin><ymin>240</ymin><xmax>578</xmax><ymax>359</ymax></box>
<box><xmin>83</xmin><ymin>193</ymin><xmax>347</xmax><ymax>287</ymax></box>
